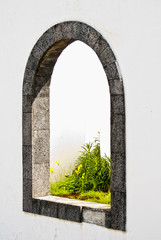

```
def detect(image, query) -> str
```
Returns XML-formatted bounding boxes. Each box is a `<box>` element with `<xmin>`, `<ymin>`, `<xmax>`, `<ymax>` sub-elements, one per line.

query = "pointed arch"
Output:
<box><xmin>23</xmin><ymin>21</ymin><xmax>126</xmax><ymax>231</ymax></box>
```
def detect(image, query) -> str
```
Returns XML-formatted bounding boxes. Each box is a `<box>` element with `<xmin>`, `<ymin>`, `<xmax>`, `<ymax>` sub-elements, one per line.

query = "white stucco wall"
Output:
<box><xmin>0</xmin><ymin>0</ymin><xmax>161</xmax><ymax>239</ymax></box>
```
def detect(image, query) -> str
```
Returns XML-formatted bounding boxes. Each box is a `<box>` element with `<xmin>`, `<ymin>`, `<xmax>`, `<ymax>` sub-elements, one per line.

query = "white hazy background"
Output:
<box><xmin>50</xmin><ymin>41</ymin><xmax>110</xmax><ymax>181</ymax></box>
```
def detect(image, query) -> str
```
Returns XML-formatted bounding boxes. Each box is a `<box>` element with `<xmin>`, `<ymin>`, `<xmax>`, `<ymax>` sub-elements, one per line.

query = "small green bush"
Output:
<box><xmin>50</xmin><ymin>133</ymin><xmax>111</xmax><ymax>203</ymax></box>
<box><xmin>74</xmin><ymin>134</ymin><xmax>111</xmax><ymax>192</ymax></box>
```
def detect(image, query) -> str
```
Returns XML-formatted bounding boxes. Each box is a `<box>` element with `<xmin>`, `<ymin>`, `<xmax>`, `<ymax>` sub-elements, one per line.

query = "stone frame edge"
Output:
<box><xmin>22</xmin><ymin>21</ymin><xmax>126</xmax><ymax>231</ymax></box>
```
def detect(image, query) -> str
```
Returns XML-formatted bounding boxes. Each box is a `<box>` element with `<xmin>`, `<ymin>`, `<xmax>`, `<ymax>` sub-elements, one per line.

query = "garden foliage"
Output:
<box><xmin>51</xmin><ymin>133</ymin><xmax>111</xmax><ymax>198</ymax></box>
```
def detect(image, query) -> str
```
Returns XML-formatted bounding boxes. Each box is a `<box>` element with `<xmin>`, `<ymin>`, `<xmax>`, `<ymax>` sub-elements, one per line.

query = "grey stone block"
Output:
<box><xmin>105</xmin><ymin>210</ymin><xmax>111</xmax><ymax>228</ymax></box>
<box><xmin>53</xmin><ymin>22</ymin><xmax>73</xmax><ymax>41</ymax></box>
<box><xmin>93</xmin><ymin>37</ymin><xmax>109</xmax><ymax>55</ymax></box>
<box><xmin>111</xmin><ymin>153</ymin><xmax>126</xmax><ymax>192</ymax></box>
<box><xmin>111</xmin><ymin>114</ymin><xmax>125</xmax><ymax>153</ymax></box>
<box><xmin>58</xmin><ymin>203</ymin><xmax>81</xmax><ymax>222</ymax></box>
<box><xmin>85</xmin><ymin>26</ymin><xmax>101</xmax><ymax>49</ymax></box>
<box><xmin>99</xmin><ymin>46</ymin><xmax>116</xmax><ymax>66</ymax></box>
<box><xmin>23</xmin><ymin>95</ymin><xmax>34</xmax><ymax>113</ymax></box>
<box><xmin>23</xmin><ymin>69</ymin><xmax>35</xmax><ymax>83</ymax></box>
<box><xmin>108</xmin><ymin>79</ymin><xmax>124</xmax><ymax>95</ymax></box>
<box><xmin>72</xmin><ymin>22</ymin><xmax>91</xmax><ymax>44</ymax></box>
<box><xmin>23</xmin><ymin>145</ymin><xmax>32</xmax><ymax>179</ymax></box>
<box><xmin>111</xmin><ymin>191</ymin><xmax>126</xmax><ymax>231</ymax></box>
<box><xmin>104</xmin><ymin>62</ymin><xmax>120</xmax><ymax>80</ymax></box>
<box><xmin>23</xmin><ymin>178</ymin><xmax>32</xmax><ymax>212</ymax></box>
<box><xmin>23</xmin><ymin>82</ymin><xmax>33</xmax><ymax>96</ymax></box>
<box><xmin>52</xmin><ymin>24</ymin><xmax>64</xmax><ymax>42</ymax></box>
<box><xmin>66</xmin><ymin>204</ymin><xmax>82</xmax><ymax>222</ymax></box>
<box><xmin>33</xmin><ymin>96</ymin><xmax>49</xmax><ymax>130</ymax></box>
<box><xmin>32</xmin><ymin>129</ymin><xmax>50</xmax><ymax>164</ymax></box>
<box><xmin>58</xmin><ymin>203</ymin><xmax>66</xmax><ymax>220</ymax></box>
<box><xmin>36</xmin><ymin>28</ymin><xmax>54</xmax><ymax>52</ymax></box>
<box><xmin>32</xmin><ymin>163</ymin><xmax>50</xmax><ymax>197</ymax></box>
<box><xmin>23</xmin><ymin>113</ymin><xmax>32</xmax><ymax>145</ymax></box>
<box><xmin>111</xmin><ymin>95</ymin><xmax>125</xmax><ymax>114</ymax></box>
<box><xmin>61</xmin><ymin>22</ymin><xmax>73</xmax><ymax>39</ymax></box>
<box><xmin>83</xmin><ymin>208</ymin><xmax>106</xmax><ymax>226</ymax></box>
<box><xmin>39</xmin><ymin>200</ymin><xmax>58</xmax><ymax>218</ymax></box>
<box><xmin>30</xmin><ymin>44</ymin><xmax>44</xmax><ymax>60</ymax></box>
<box><xmin>32</xmin><ymin>198</ymin><xmax>40</xmax><ymax>214</ymax></box>
<box><xmin>52</xmin><ymin>21</ymin><xmax>100</xmax><ymax>49</ymax></box>
<box><xmin>25</xmin><ymin>53</ymin><xmax>39</xmax><ymax>72</ymax></box>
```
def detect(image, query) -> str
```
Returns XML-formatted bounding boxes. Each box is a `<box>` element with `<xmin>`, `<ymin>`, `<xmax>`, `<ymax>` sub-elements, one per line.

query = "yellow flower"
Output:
<box><xmin>55</xmin><ymin>160</ymin><xmax>60</xmax><ymax>164</ymax></box>
<box><xmin>50</xmin><ymin>167</ymin><xmax>54</xmax><ymax>173</ymax></box>
<box><xmin>82</xmin><ymin>173</ymin><xmax>85</xmax><ymax>179</ymax></box>
<box><xmin>75</xmin><ymin>164</ymin><xmax>83</xmax><ymax>175</ymax></box>
<box><xmin>78</xmin><ymin>164</ymin><xmax>82</xmax><ymax>171</ymax></box>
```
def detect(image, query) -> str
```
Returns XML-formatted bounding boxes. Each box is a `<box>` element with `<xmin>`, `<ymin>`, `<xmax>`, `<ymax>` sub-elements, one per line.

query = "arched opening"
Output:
<box><xmin>23</xmin><ymin>21</ymin><xmax>126</xmax><ymax>230</ymax></box>
<box><xmin>50</xmin><ymin>40</ymin><xmax>110</xmax><ymax>184</ymax></box>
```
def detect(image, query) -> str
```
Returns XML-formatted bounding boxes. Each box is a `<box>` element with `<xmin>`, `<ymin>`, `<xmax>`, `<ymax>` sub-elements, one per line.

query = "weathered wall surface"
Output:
<box><xmin>0</xmin><ymin>0</ymin><xmax>161</xmax><ymax>239</ymax></box>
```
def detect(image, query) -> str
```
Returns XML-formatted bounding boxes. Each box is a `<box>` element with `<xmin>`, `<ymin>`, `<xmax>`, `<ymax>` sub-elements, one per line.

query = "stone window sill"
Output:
<box><xmin>32</xmin><ymin>195</ymin><xmax>111</xmax><ymax>227</ymax></box>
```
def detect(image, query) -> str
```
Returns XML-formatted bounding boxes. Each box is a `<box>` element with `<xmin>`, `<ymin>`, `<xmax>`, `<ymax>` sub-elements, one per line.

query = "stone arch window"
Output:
<box><xmin>23</xmin><ymin>21</ymin><xmax>126</xmax><ymax>231</ymax></box>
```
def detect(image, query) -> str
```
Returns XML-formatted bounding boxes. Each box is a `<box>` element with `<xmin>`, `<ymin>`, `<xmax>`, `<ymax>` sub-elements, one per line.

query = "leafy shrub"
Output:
<box><xmin>51</xmin><ymin>133</ymin><xmax>111</xmax><ymax>197</ymax></box>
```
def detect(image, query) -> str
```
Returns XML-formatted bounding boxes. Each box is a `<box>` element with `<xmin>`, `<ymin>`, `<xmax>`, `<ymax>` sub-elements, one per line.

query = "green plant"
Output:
<box><xmin>77</xmin><ymin>191</ymin><xmax>111</xmax><ymax>204</ymax></box>
<box><xmin>74</xmin><ymin>133</ymin><xmax>111</xmax><ymax>192</ymax></box>
<box><xmin>50</xmin><ymin>133</ymin><xmax>111</xmax><ymax>204</ymax></box>
<box><xmin>51</xmin><ymin>189</ymin><xmax>111</xmax><ymax>204</ymax></box>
